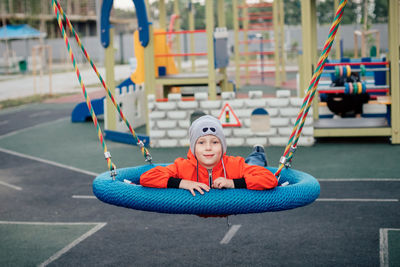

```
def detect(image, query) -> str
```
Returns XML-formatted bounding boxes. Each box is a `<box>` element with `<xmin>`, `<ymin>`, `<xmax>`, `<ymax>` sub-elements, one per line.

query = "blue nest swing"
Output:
<box><xmin>54</xmin><ymin>0</ymin><xmax>348</xmax><ymax>216</ymax></box>
<box><xmin>93</xmin><ymin>164</ymin><xmax>320</xmax><ymax>215</ymax></box>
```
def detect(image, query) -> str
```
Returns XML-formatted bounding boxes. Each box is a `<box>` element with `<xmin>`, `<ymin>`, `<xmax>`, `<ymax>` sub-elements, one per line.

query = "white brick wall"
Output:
<box><xmin>157</xmin><ymin>120</ymin><xmax>177</xmax><ymax>129</ymax></box>
<box><xmin>155</xmin><ymin>102</ymin><xmax>176</xmax><ymax>111</ymax></box>
<box><xmin>167</xmin><ymin>111</ymin><xmax>187</xmax><ymax>120</ymax></box>
<box><xmin>267</xmin><ymin>98</ymin><xmax>290</xmax><ymax>107</ymax></box>
<box><xmin>200</xmin><ymin>100</ymin><xmax>221</xmax><ymax>109</ymax></box>
<box><xmin>248</xmin><ymin>90</ymin><xmax>263</xmax><ymax>99</ymax></box>
<box><xmin>290</xmin><ymin>98</ymin><xmax>304</xmax><ymax>107</ymax></box>
<box><xmin>150</xmin><ymin>130</ymin><xmax>165</xmax><ymax>138</ymax></box>
<box><xmin>280</xmin><ymin>108</ymin><xmax>300</xmax><ymax>117</ymax></box>
<box><xmin>224</xmin><ymin>99</ymin><xmax>245</xmax><ymax>109</ymax></box>
<box><xmin>221</xmin><ymin>92</ymin><xmax>235</xmax><ymax>100</ymax></box>
<box><xmin>177</xmin><ymin>101</ymin><xmax>198</xmax><ymax>109</ymax></box>
<box><xmin>168</xmin><ymin>93</ymin><xmax>182</xmax><ymax>102</ymax></box>
<box><xmin>276</xmin><ymin>90</ymin><xmax>291</xmax><ymax>98</ymax></box>
<box><xmin>167</xmin><ymin>129</ymin><xmax>187</xmax><ymax>138</ymax></box>
<box><xmin>149</xmin><ymin>111</ymin><xmax>165</xmax><ymax>119</ymax></box>
<box><xmin>244</xmin><ymin>99</ymin><xmax>268</xmax><ymax>108</ymax></box>
<box><xmin>148</xmin><ymin>90</ymin><xmax>315</xmax><ymax>147</ymax></box>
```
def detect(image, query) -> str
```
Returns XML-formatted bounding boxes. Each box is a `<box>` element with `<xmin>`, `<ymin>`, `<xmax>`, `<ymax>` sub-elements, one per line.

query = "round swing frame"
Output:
<box><xmin>93</xmin><ymin>164</ymin><xmax>320</xmax><ymax>215</ymax></box>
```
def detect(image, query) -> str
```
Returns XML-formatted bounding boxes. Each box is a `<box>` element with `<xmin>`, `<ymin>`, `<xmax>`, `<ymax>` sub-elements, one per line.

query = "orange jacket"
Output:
<box><xmin>140</xmin><ymin>150</ymin><xmax>278</xmax><ymax>190</ymax></box>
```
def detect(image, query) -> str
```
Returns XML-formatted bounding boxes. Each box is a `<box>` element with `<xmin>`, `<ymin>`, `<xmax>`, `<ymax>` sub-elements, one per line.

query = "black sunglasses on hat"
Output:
<box><xmin>202</xmin><ymin>127</ymin><xmax>216</xmax><ymax>133</ymax></box>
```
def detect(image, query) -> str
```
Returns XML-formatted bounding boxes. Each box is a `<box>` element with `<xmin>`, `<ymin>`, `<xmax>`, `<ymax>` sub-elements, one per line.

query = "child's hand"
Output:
<box><xmin>179</xmin><ymin>180</ymin><xmax>210</xmax><ymax>196</ymax></box>
<box><xmin>212</xmin><ymin>177</ymin><xmax>234</xmax><ymax>189</ymax></box>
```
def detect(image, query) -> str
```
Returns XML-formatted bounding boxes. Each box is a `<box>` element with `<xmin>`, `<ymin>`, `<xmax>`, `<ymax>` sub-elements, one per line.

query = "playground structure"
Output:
<box><xmin>143</xmin><ymin>0</ymin><xmax>231</xmax><ymax>99</ymax></box>
<box><xmin>96</xmin><ymin>0</ymin><xmax>292</xmax><ymax>145</ymax></box>
<box><xmin>71</xmin><ymin>0</ymin><xmax>399</xmax><ymax>146</ymax></box>
<box><xmin>100</xmin><ymin>0</ymin><xmax>235</xmax><ymax>143</ymax></box>
<box><xmin>232</xmin><ymin>0</ymin><xmax>286</xmax><ymax>87</ymax></box>
<box><xmin>299</xmin><ymin>0</ymin><xmax>399</xmax><ymax>144</ymax></box>
<box><xmin>317</xmin><ymin>58</ymin><xmax>389</xmax><ymax>118</ymax></box>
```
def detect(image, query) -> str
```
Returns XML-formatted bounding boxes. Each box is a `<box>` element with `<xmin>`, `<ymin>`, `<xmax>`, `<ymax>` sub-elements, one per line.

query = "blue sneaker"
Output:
<box><xmin>253</xmin><ymin>144</ymin><xmax>265</xmax><ymax>153</ymax></box>
<box><xmin>246</xmin><ymin>144</ymin><xmax>268</xmax><ymax>166</ymax></box>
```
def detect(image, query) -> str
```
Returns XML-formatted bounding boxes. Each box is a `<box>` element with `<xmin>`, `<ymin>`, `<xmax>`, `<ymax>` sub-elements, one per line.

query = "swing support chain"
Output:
<box><xmin>286</xmin><ymin>145</ymin><xmax>297</xmax><ymax>167</ymax></box>
<box><xmin>137</xmin><ymin>140</ymin><xmax>152</xmax><ymax>163</ymax></box>
<box><xmin>274</xmin><ymin>0</ymin><xmax>348</xmax><ymax>179</ymax></box>
<box><xmin>279</xmin><ymin>145</ymin><xmax>296</xmax><ymax>169</ymax></box>
<box><xmin>104</xmin><ymin>151</ymin><xmax>117</xmax><ymax>180</ymax></box>
<box><xmin>52</xmin><ymin>0</ymin><xmax>153</xmax><ymax>174</ymax></box>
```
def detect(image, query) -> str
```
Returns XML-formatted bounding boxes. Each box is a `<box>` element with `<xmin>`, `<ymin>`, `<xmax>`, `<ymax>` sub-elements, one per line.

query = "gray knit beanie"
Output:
<box><xmin>189</xmin><ymin>115</ymin><xmax>226</xmax><ymax>156</ymax></box>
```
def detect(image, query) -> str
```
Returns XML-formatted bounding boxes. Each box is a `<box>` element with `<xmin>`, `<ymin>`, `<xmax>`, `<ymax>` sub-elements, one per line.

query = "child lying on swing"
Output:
<box><xmin>140</xmin><ymin>115</ymin><xmax>278</xmax><ymax>196</ymax></box>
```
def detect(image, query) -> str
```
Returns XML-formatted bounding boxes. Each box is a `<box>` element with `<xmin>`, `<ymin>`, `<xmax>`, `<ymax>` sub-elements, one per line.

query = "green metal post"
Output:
<box><xmin>301</xmin><ymin>0</ymin><xmax>317</xmax><ymax>96</ymax></box>
<box><xmin>217</xmin><ymin>0</ymin><xmax>229</xmax><ymax>92</ymax></box>
<box><xmin>273</xmin><ymin>0</ymin><xmax>281</xmax><ymax>87</ymax></box>
<box><xmin>159</xmin><ymin>0</ymin><xmax>166</xmax><ymax>30</ymax></box>
<box><xmin>105</xmin><ymin>27</ymin><xmax>116</xmax><ymax>131</ymax></box>
<box><xmin>388</xmin><ymin>0</ymin><xmax>400</xmax><ymax>144</ymax></box>
<box><xmin>144</xmin><ymin>24</ymin><xmax>155</xmax><ymax>135</ymax></box>
<box><xmin>233</xmin><ymin>0</ymin><xmax>241</xmax><ymax>88</ymax></box>
<box><xmin>243</xmin><ymin>1</ymin><xmax>249</xmax><ymax>85</ymax></box>
<box><xmin>206</xmin><ymin>0</ymin><xmax>216</xmax><ymax>100</ymax></box>
<box><xmin>334</xmin><ymin>0</ymin><xmax>341</xmax><ymax>59</ymax></box>
<box><xmin>189</xmin><ymin>1</ymin><xmax>196</xmax><ymax>72</ymax></box>
<box><xmin>174</xmin><ymin>0</ymin><xmax>181</xmax><ymax>71</ymax></box>
<box><xmin>279</xmin><ymin>0</ymin><xmax>286</xmax><ymax>82</ymax></box>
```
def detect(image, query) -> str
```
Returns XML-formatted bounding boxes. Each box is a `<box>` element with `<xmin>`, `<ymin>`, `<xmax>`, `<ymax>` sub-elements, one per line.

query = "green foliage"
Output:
<box><xmin>283</xmin><ymin>0</ymin><xmax>387</xmax><ymax>25</ymax></box>
<box><xmin>149</xmin><ymin>1</ymin><xmax>233</xmax><ymax>30</ymax></box>
<box><xmin>335</xmin><ymin>1</ymin><xmax>359</xmax><ymax>25</ymax></box>
<box><xmin>284</xmin><ymin>0</ymin><xmax>301</xmax><ymax>25</ymax></box>
<box><xmin>372</xmin><ymin>0</ymin><xmax>388</xmax><ymax>23</ymax></box>
<box><xmin>2</xmin><ymin>0</ymin><xmax>390</xmax><ymax>29</ymax></box>
<box><xmin>113</xmin><ymin>8</ymin><xmax>136</xmax><ymax>19</ymax></box>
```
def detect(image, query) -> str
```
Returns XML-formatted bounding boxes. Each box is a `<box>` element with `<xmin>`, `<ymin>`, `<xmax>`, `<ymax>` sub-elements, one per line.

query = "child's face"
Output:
<box><xmin>195</xmin><ymin>135</ymin><xmax>222</xmax><ymax>169</ymax></box>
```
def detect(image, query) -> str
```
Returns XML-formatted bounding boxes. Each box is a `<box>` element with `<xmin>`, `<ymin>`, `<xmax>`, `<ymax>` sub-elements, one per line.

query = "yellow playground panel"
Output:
<box><xmin>130</xmin><ymin>29</ymin><xmax>178</xmax><ymax>85</ymax></box>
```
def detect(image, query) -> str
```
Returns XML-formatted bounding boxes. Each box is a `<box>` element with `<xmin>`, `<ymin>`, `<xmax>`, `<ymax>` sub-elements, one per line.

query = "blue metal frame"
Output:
<box><xmin>100</xmin><ymin>0</ymin><xmax>149</xmax><ymax>48</ymax></box>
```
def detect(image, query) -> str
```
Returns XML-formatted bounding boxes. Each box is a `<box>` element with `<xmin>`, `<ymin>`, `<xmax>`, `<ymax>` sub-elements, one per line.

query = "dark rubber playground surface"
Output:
<box><xmin>0</xmin><ymin>102</ymin><xmax>399</xmax><ymax>266</ymax></box>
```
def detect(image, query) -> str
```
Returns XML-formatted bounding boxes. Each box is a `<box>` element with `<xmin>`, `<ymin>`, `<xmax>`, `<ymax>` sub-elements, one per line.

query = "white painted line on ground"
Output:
<box><xmin>0</xmin><ymin>120</ymin><xmax>9</xmax><ymax>126</ymax></box>
<box><xmin>38</xmin><ymin>222</ymin><xmax>107</xmax><ymax>267</ymax></box>
<box><xmin>220</xmin><ymin>224</ymin><xmax>241</xmax><ymax>245</ymax></box>
<box><xmin>380</xmin><ymin>228</ymin><xmax>389</xmax><ymax>267</ymax></box>
<box><xmin>28</xmin><ymin>110</ymin><xmax>52</xmax><ymax>118</ymax></box>
<box><xmin>0</xmin><ymin>180</ymin><xmax>22</xmax><ymax>191</ymax></box>
<box><xmin>72</xmin><ymin>195</ymin><xmax>96</xmax><ymax>199</ymax></box>
<box><xmin>318</xmin><ymin>178</ymin><xmax>400</xmax><ymax>182</ymax></box>
<box><xmin>379</xmin><ymin>228</ymin><xmax>400</xmax><ymax>267</ymax></box>
<box><xmin>0</xmin><ymin>117</ymin><xmax>68</xmax><ymax>140</ymax></box>
<box><xmin>0</xmin><ymin>147</ymin><xmax>99</xmax><ymax>177</ymax></box>
<box><xmin>0</xmin><ymin>222</ymin><xmax>107</xmax><ymax>266</ymax></box>
<box><xmin>317</xmin><ymin>198</ymin><xmax>398</xmax><ymax>202</ymax></box>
